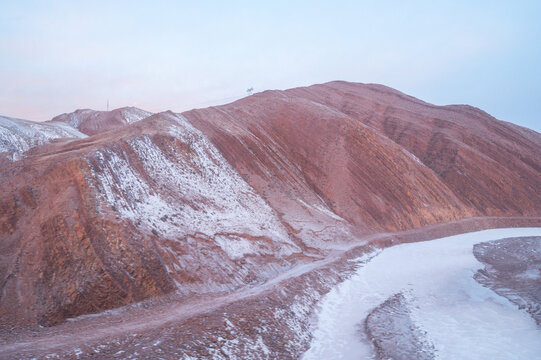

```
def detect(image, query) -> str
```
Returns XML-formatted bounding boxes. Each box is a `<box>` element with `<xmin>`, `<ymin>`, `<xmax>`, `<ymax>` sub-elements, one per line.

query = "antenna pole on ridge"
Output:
<box><xmin>107</xmin><ymin>100</ymin><xmax>109</xmax><ymax>111</ymax></box>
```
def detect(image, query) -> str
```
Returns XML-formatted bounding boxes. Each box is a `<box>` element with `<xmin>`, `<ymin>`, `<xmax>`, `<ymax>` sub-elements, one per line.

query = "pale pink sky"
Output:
<box><xmin>1</xmin><ymin>1</ymin><xmax>540</xmax><ymax>132</ymax></box>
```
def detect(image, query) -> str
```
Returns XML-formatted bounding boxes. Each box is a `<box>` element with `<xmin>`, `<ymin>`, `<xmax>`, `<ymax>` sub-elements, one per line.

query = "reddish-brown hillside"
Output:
<box><xmin>1</xmin><ymin>81</ymin><xmax>540</xmax><ymax>330</ymax></box>
<box><xmin>283</xmin><ymin>82</ymin><xmax>541</xmax><ymax>216</ymax></box>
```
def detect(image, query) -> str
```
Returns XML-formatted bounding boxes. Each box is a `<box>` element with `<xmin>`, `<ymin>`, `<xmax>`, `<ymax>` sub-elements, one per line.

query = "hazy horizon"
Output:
<box><xmin>1</xmin><ymin>1</ymin><xmax>540</xmax><ymax>132</ymax></box>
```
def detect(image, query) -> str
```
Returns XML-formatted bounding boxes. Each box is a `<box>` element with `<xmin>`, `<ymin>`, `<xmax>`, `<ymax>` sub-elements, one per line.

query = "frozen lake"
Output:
<box><xmin>303</xmin><ymin>228</ymin><xmax>541</xmax><ymax>360</ymax></box>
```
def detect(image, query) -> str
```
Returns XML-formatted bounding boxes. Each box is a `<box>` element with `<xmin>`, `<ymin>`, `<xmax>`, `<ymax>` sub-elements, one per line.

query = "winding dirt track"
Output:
<box><xmin>1</xmin><ymin>217</ymin><xmax>540</xmax><ymax>359</ymax></box>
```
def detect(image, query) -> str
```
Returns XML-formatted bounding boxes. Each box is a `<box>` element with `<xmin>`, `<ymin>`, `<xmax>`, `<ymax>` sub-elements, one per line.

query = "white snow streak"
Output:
<box><xmin>297</xmin><ymin>199</ymin><xmax>344</xmax><ymax>222</ymax></box>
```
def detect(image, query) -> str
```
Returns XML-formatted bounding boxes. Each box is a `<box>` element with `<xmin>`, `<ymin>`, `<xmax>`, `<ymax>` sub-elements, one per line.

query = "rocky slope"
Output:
<box><xmin>1</xmin><ymin>81</ymin><xmax>540</xmax><ymax>333</ymax></box>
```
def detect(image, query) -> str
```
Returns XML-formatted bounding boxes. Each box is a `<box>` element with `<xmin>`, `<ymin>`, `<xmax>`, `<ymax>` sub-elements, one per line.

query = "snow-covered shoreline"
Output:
<box><xmin>303</xmin><ymin>228</ymin><xmax>541</xmax><ymax>360</ymax></box>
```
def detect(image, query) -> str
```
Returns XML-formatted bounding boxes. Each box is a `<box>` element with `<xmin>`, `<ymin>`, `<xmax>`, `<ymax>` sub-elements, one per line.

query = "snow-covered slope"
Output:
<box><xmin>51</xmin><ymin>107</ymin><xmax>152</xmax><ymax>135</ymax></box>
<box><xmin>0</xmin><ymin>115</ymin><xmax>86</xmax><ymax>160</ymax></box>
<box><xmin>0</xmin><ymin>110</ymin><xmax>306</xmax><ymax>328</ymax></box>
<box><xmin>83</xmin><ymin>113</ymin><xmax>291</xmax><ymax>243</ymax></box>
<box><xmin>0</xmin><ymin>107</ymin><xmax>153</xmax><ymax>161</ymax></box>
<box><xmin>84</xmin><ymin>112</ymin><xmax>299</xmax><ymax>291</ymax></box>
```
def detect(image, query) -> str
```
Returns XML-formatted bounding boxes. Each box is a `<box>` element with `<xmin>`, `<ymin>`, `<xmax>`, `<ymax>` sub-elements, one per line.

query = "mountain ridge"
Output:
<box><xmin>0</xmin><ymin>81</ymin><xmax>540</xmax><ymax>331</ymax></box>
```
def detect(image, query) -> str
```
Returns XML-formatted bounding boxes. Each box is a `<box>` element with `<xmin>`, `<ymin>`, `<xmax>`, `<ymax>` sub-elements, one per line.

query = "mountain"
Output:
<box><xmin>0</xmin><ymin>82</ymin><xmax>540</xmax><ymax>357</ymax></box>
<box><xmin>0</xmin><ymin>115</ymin><xmax>86</xmax><ymax>162</ymax></box>
<box><xmin>0</xmin><ymin>111</ymin><xmax>302</xmax><ymax>328</ymax></box>
<box><xmin>50</xmin><ymin>107</ymin><xmax>153</xmax><ymax>135</ymax></box>
<box><xmin>185</xmin><ymin>82</ymin><xmax>540</xmax><ymax>232</ymax></box>
<box><xmin>0</xmin><ymin>107</ymin><xmax>153</xmax><ymax>163</ymax></box>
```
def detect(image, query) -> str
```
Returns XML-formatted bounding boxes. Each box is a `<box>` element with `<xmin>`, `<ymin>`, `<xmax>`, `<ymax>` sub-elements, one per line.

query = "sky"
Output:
<box><xmin>0</xmin><ymin>0</ymin><xmax>540</xmax><ymax>132</ymax></box>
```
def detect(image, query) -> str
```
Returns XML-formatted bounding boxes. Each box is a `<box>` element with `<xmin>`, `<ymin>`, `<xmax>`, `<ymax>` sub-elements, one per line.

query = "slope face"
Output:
<box><xmin>0</xmin><ymin>112</ymin><xmax>300</xmax><ymax>328</ymax></box>
<box><xmin>186</xmin><ymin>81</ymin><xmax>541</xmax><ymax>230</ymax></box>
<box><xmin>184</xmin><ymin>92</ymin><xmax>475</xmax><ymax>236</ymax></box>
<box><xmin>51</xmin><ymin>107</ymin><xmax>152</xmax><ymax>135</ymax></box>
<box><xmin>0</xmin><ymin>115</ymin><xmax>87</xmax><ymax>161</ymax></box>
<box><xmin>284</xmin><ymin>81</ymin><xmax>541</xmax><ymax>216</ymax></box>
<box><xmin>1</xmin><ymin>81</ymin><xmax>540</xmax><ymax>330</ymax></box>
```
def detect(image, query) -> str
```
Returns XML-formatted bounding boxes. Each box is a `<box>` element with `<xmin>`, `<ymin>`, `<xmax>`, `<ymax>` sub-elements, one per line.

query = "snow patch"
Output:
<box><xmin>401</xmin><ymin>147</ymin><xmax>424</xmax><ymax>165</ymax></box>
<box><xmin>517</xmin><ymin>268</ymin><xmax>540</xmax><ymax>280</ymax></box>
<box><xmin>215</xmin><ymin>235</ymin><xmax>261</xmax><ymax>259</ymax></box>
<box><xmin>84</xmin><ymin>112</ymin><xmax>299</xmax><ymax>271</ymax></box>
<box><xmin>297</xmin><ymin>199</ymin><xmax>344</xmax><ymax>221</ymax></box>
<box><xmin>0</xmin><ymin>115</ymin><xmax>86</xmax><ymax>160</ymax></box>
<box><xmin>121</xmin><ymin>107</ymin><xmax>152</xmax><ymax>124</ymax></box>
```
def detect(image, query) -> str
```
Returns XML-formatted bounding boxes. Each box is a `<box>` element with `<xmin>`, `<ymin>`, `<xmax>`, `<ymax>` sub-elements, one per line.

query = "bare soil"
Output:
<box><xmin>1</xmin><ymin>217</ymin><xmax>539</xmax><ymax>359</ymax></box>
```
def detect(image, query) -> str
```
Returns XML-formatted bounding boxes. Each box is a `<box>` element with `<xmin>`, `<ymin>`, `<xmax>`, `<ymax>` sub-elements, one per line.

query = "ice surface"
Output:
<box><xmin>303</xmin><ymin>228</ymin><xmax>541</xmax><ymax>360</ymax></box>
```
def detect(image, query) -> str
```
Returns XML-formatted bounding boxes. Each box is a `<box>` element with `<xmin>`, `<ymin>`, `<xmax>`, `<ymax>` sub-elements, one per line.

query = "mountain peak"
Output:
<box><xmin>51</xmin><ymin>106</ymin><xmax>153</xmax><ymax>135</ymax></box>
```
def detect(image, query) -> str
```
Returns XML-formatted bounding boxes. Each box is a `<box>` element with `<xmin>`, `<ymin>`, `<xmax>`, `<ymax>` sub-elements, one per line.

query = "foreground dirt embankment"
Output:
<box><xmin>1</xmin><ymin>216</ymin><xmax>540</xmax><ymax>360</ymax></box>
